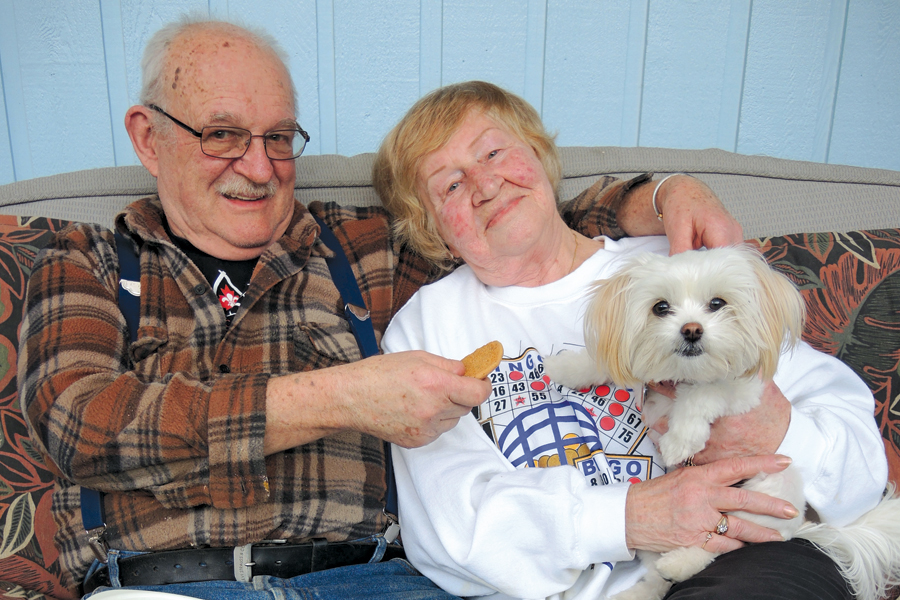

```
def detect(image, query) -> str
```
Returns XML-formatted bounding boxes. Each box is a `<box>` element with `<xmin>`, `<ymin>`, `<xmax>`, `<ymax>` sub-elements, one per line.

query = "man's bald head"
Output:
<box><xmin>139</xmin><ymin>16</ymin><xmax>297</xmax><ymax>114</ymax></box>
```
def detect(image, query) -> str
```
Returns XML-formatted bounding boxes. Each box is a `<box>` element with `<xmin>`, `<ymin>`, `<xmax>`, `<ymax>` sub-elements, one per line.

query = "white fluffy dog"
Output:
<box><xmin>544</xmin><ymin>245</ymin><xmax>900</xmax><ymax>600</ymax></box>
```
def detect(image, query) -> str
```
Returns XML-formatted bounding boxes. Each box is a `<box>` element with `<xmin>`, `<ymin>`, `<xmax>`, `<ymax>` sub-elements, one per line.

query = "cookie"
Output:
<box><xmin>462</xmin><ymin>340</ymin><xmax>503</xmax><ymax>379</ymax></box>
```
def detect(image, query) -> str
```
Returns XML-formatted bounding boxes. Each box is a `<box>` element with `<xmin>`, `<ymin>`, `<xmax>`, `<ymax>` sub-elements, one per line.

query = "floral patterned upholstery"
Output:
<box><xmin>0</xmin><ymin>215</ymin><xmax>73</xmax><ymax>600</ymax></box>
<box><xmin>754</xmin><ymin>228</ymin><xmax>900</xmax><ymax>487</ymax></box>
<box><xmin>0</xmin><ymin>214</ymin><xmax>896</xmax><ymax>599</ymax></box>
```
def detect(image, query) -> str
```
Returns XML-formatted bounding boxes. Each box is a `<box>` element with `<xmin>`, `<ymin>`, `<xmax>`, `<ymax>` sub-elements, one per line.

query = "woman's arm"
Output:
<box><xmin>561</xmin><ymin>173</ymin><xmax>744</xmax><ymax>253</ymax></box>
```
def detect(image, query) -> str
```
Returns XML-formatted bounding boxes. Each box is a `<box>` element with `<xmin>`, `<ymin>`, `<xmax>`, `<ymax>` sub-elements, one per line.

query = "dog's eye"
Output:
<box><xmin>652</xmin><ymin>301</ymin><xmax>670</xmax><ymax>317</ymax></box>
<box><xmin>709</xmin><ymin>298</ymin><xmax>727</xmax><ymax>312</ymax></box>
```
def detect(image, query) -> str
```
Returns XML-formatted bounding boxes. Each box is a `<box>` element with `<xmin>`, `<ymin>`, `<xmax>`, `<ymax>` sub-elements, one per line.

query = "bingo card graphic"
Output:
<box><xmin>473</xmin><ymin>348</ymin><xmax>666</xmax><ymax>487</ymax></box>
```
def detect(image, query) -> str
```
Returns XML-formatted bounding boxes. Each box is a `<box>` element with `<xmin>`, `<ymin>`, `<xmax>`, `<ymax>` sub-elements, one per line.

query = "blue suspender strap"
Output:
<box><xmin>81</xmin><ymin>486</ymin><xmax>109</xmax><ymax>563</ymax></box>
<box><xmin>312</xmin><ymin>216</ymin><xmax>400</xmax><ymax>538</ymax></box>
<box><xmin>311</xmin><ymin>215</ymin><xmax>380</xmax><ymax>358</ymax></box>
<box><xmin>115</xmin><ymin>232</ymin><xmax>141</xmax><ymax>342</ymax></box>
<box><xmin>81</xmin><ymin>232</ymin><xmax>141</xmax><ymax>562</ymax></box>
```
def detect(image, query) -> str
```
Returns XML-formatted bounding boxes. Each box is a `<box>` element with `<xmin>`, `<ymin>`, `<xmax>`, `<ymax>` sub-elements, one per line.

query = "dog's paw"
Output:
<box><xmin>655</xmin><ymin>547</ymin><xmax>717</xmax><ymax>582</ymax></box>
<box><xmin>543</xmin><ymin>350</ymin><xmax>602</xmax><ymax>389</ymax></box>
<box><xmin>610</xmin><ymin>578</ymin><xmax>671</xmax><ymax>600</ymax></box>
<box><xmin>610</xmin><ymin>552</ymin><xmax>671</xmax><ymax>600</ymax></box>
<box><xmin>640</xmin><ymin>391</ymin><xmax>673</xmax><ymax>426</ymax></box>
<box><xmin>658</xmin><ymin>432</ymin><xmax>703</xmax><ymax>466</ymax></box>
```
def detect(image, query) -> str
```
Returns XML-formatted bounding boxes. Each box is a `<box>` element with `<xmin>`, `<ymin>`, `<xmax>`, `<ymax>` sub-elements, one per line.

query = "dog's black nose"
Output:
<box><xmin>681</xmin><ymin>322</ymin><xmax>703</xmax><ymax>342</ymax></box>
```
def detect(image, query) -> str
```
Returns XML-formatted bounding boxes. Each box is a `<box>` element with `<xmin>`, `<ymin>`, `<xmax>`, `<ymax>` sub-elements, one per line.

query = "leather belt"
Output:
<box><xmin>82</xmin><ymin>540</ymin><xmax>405</xmax><ymax>593</ymax></box>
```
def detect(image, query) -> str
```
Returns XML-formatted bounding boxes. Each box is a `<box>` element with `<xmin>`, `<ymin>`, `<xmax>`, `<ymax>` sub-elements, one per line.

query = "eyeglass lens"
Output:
<box><xmin>200</xmin><ymin>127</ymin><xmax>307</xmax><ymax>159</ymax></box>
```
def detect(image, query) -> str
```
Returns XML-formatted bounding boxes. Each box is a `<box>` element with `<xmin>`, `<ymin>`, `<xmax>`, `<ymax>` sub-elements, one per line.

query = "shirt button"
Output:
<box><xmin>193</xmin><ymin>284</ymin><xmax>206</xmax><ymax>295</ymax></box>
<box><xmin>219</xmin><ymin>364</ymin><xmax>230</xmax><ymax>374</ymax></box>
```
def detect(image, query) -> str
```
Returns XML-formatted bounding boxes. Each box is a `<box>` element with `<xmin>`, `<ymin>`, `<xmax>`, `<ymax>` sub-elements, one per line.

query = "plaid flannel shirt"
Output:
<box><xmin>19</xmin><ymin>174</ymin><xmax>639</xmax><ymax>591</ymax></box>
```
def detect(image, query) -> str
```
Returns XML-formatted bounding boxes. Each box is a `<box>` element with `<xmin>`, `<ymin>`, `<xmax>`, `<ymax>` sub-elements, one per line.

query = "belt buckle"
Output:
<box><xmin>233</xmin><ymin>539</ymin><xmax>287</xmax><ymax>582</ymax></box>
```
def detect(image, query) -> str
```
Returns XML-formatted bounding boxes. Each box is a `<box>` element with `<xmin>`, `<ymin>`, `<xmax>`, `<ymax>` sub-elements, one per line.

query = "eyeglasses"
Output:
<box><xmin>148</xmin><ymin>104</ymin><xmax>310</xmax><ymax>160</ymax></box>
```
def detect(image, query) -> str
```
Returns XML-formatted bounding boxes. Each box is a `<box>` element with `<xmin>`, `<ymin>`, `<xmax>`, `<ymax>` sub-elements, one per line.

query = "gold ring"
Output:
<box><xmin>701</xmin><ymin>531</ymin><xmax>713</xmax><ymax>549</ymax></box>
<box><xmin>715</xmin><ymin>514</ymin><xmax>729</xmax><ymax>535</ymax></box>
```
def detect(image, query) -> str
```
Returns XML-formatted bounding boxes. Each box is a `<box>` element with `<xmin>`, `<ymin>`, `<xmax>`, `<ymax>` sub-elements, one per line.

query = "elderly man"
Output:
<box><xmin>19</xmin><ymin>16</ymin><xmax>744</xmax><ymax>600</ymax></box>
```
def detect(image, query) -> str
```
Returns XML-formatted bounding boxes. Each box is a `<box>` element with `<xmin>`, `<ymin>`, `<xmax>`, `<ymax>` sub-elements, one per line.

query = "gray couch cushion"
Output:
<box><xmin>1</xmin><ymin>147</ymin><xmax>898</xmax><ymax>238</ymax></box>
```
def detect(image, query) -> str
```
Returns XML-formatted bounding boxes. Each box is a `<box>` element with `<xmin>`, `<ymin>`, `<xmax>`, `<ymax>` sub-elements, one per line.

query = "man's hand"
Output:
<box><xmin>646</xmin><ymin>379</ymin><xmax>792</xmax><ymax>465</ymax></box>
<box><xmin>264</xmin><ymin>351</ymin><xmax>491</xmax><ymax>453</ymax></box>
<box><xmin>625</xmin><ymin>454</ymin><xmax>799</xmax><ymax>554</ymax></box>
<box><xmin>617</xmin><ymin>174</ymin><xmax>744</xmax><ymax>253</ymax></box>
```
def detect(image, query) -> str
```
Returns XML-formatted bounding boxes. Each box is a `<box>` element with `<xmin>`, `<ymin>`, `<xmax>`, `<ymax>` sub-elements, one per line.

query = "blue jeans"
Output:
<box><xmin>83</xmin><ymin>546</ymin><xmax>462</xmax><ymax>600</ymax></box>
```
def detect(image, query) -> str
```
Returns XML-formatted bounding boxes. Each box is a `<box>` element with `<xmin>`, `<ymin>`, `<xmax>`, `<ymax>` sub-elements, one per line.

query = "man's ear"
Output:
<box><xmin>124</xmin><ymin>105</ymin><xmax>160</xmax><ymax>177</ymax></box>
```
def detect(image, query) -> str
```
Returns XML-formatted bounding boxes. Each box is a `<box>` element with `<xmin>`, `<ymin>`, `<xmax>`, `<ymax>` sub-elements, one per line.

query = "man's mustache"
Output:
<box><xmin>217</xmin><ymin>178</ymin><xmax>279</xmax><ymax>200</ymax></box>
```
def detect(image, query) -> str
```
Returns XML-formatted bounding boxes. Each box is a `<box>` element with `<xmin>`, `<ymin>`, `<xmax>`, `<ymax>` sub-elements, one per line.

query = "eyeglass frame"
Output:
<box><xmin>147</xmin><ymin>104</ymin><xmax>310</xmax><ymax>160</ymax></box>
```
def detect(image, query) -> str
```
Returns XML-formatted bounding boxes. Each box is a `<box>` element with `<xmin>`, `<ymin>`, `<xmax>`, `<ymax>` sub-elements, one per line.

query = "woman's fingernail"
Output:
<box><xmin>784</xmin><ymin>504</ymin><xmax>799</xmax><ymax>518</ymax></box>
<box><xmin>775</xmin><ymin>455</ymin><xmax>792</xmax><ymax>467</ymax></box>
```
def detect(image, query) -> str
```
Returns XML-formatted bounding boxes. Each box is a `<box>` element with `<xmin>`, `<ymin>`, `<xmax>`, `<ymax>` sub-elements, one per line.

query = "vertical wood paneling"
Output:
<box><xmin>12</xmin><ymin>1</ymin><xmax>115</xmax><ymax>179</ymax></box>
<box><xmin>0</xmin><ymin>78</ymin><xmax>14</xmax><ymax>183</ymax></box>
<box><xmin>1</xmin><ymin>0</ymin><xmax>899</xmax><ymax>186</ymax></box>
<box><xmin>333</xmin><ymin>0</ymin><xmax>420</xmax><ymax>156</ymax></box>
<box><xmin>639</xmin><ymin>1</ymin><xmax>732</xmax><ymax>150</ymax></box>
<box><xmin>542</xmin><ymin>1</ymin><xmax>632</xmax><ymax>148</ymax></box>
<box><xmin>716</xmin><ymin>0</ymin><xmax>751</xmax><ymax>152</ymax></box>
<box><xmin>737</xmin><ymin>0</ymin><xmax>835</xmax><ymax>162</ymax></box>
<box><xmin>523</xmin><ymin>0</ymin><xmax>547</xmax><ymax>114</ymax></box>
<box><xmin>811</xmin><ymin>0</ymin><xmax>848</xmax><ymax>163</ymax></box>
<box><xmin>100</xmin><ymin>0</ymin><xmax>138</xmax><ymax>167</ymax></box>
<box><xmin>208</xmin><ymin>0</ymin><xmax>228</xmax><ymax>18</ymax></box>
<box><xmin>441</xmin><ymin>0</ymin><xmax>529</xmax><ymax>94</ymax></box>
<box><xmin>0</xmin><ymin>0</ymin><xmax>33</xmax><ymax>180</ymax></box>
<box><xmin>419</xmin><ymin>0</ymin><xmax>443</xmax><ymax>96</ymax></box>
<box><xmin>316</xmin><ymin>0</ymin><xmax>337</xmax><ymax>154</ymax></box>
<box><xmin>827</xmin><ymin>0</ymin><xmax>900</xmax><ymax>171</ymax></box>
<box><xmin>227</xmin><ymin>1</ymin><xmax>320</xmax><ymax>151</ymax></box>
<box><xmin>620</xmin><ymin>0</ymin><xmax>648</xmax><ymax>147</ymax></box>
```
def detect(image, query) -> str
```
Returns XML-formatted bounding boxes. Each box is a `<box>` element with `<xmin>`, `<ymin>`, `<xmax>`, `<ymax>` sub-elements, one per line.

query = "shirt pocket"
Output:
<box><xmin>130</xmin><ymin>329</ymin><xmax>169</xmax><ymax>370</ymax></box>
<box><xmin>294</xmin><ymin>322</ymin><xmax>364</xmax><ymax>368</ymax></box>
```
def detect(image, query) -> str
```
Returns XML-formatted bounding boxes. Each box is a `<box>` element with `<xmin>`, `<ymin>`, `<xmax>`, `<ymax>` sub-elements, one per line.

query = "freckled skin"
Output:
<box><xmin>418</xmin><ymin>110</ymin><xmax>589</xmax><ymax>287</ymax></box>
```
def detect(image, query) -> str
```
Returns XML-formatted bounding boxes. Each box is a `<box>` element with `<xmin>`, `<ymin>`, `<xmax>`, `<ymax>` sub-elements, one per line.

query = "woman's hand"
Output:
<box><xmin>617</xmin><ymin>174</ymin><xmax>744</xmax><ymax>253</ymax></box>
<box><xmin>646</xmin><ymin>379</ymin><xmax>792</xmax><ymax>464</ymax></box>
<box><xmin>656</xmin><ymin>175</ymin><xmax>745</xmax><ymax>254</ymax></box>
<box><xmin>624</xmin><ymin>454</ymin><xmax>799</xmax><ymax>554</ymax></box>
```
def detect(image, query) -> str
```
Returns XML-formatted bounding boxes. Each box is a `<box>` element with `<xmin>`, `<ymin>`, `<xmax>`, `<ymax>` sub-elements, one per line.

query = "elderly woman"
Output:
<box><xmin>372</xmin><ymin>81</ymin><xmax>885</xmax><ymax>600</ymax></box>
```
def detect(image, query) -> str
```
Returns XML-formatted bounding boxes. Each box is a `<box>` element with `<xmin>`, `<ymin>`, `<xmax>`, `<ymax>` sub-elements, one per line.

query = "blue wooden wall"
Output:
<box><xmin>0</xmin><ymin>0</ymin><xmax>898</xmax><ymax>186</ymax></box>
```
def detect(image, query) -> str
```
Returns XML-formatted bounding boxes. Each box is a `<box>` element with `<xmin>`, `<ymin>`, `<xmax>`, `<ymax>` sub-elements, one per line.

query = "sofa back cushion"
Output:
<box><xmin>2</xmin><ymin>148</ymin><xmax>900</xmax><ymax>239</ymax></box>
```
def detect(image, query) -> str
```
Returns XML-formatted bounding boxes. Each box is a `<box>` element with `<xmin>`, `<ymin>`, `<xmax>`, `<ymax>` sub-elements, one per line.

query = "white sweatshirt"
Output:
<box><xmin>382</xmin><ymin>236</ymin><xmax>886</xmax><ymax>600</ymax></box>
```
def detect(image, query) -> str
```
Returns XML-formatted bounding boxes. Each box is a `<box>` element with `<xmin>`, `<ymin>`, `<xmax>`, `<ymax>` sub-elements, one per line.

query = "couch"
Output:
<box><xmin>0</xmin><ymin>147</ymin><xmax>898</xmax><ymax>599</ymax></box>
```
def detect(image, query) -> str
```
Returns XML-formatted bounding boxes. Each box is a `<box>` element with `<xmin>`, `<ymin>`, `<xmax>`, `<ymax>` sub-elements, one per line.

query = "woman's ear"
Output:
<box><xmin>124</xmin><ymin>105</ymin><xmax>161</xmax><ymax>177</ymax></box>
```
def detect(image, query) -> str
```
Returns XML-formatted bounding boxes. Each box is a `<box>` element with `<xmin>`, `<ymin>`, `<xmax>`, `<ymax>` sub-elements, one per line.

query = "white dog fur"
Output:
<box><xmin>544</xmin><ymin>245</ymin><xmax>900</xmax><ymax>600</ymax></box>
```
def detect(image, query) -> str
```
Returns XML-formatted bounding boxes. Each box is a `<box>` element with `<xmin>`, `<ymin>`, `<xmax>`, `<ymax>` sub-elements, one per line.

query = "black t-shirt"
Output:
<box><xmin>164</xmin><ymin>222</ymin><xmax>258</xmax><ymax>326</ymax></box>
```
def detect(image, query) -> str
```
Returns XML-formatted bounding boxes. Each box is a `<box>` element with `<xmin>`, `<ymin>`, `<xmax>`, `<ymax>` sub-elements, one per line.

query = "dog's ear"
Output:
<box><xmin>584</xmin><ymin>265</ymin><xmax>640</xmax><ymax>387</ymax></box>
<box><xmin>746</xmin><ymin>247</ymin><xmax>806</xmax><ymax>379</ymax></box>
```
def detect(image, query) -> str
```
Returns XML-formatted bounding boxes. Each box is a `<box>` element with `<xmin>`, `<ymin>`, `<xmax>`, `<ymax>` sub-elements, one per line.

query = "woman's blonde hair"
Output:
<box><xmin>373</xmin><ymin>81</ymin><xmax>560</xmax><ymax>267</ymax></box>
